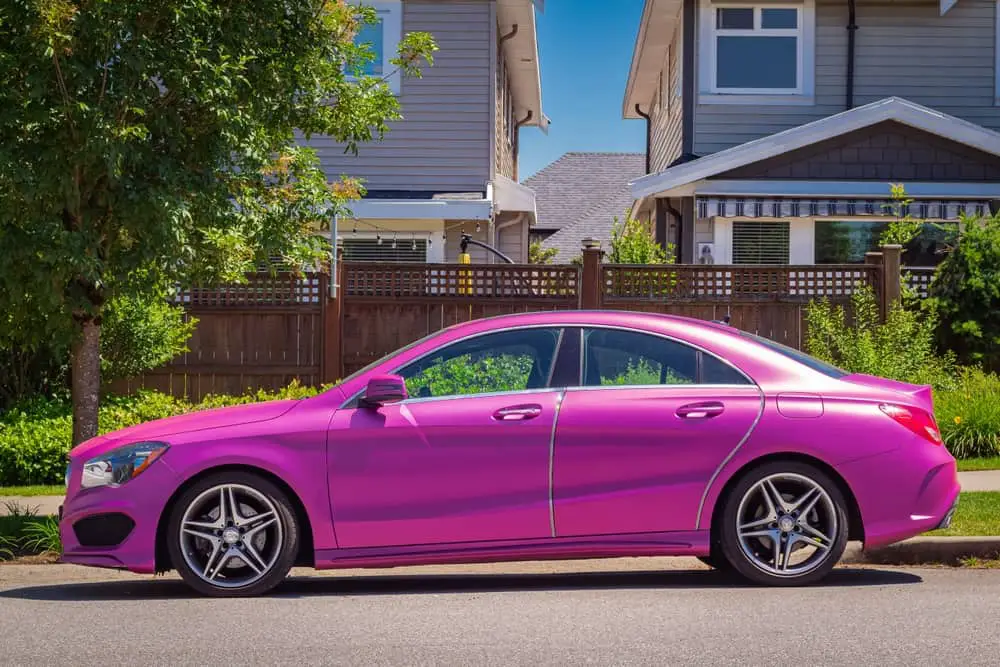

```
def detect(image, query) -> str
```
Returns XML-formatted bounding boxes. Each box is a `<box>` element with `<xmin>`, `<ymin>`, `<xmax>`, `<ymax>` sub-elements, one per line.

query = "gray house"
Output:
<box><xmin>300</xmin><ymin>0</ymin><xmax>548</xmax><ymax>264</ymax></box>
<box><xmin>623</xmin><ymin>0</ymin><xmax>1000</xmax><ymax>268</ymax></box>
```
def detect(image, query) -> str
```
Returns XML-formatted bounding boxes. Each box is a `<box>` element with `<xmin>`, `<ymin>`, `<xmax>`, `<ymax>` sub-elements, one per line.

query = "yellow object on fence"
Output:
<box><xmin>458</xmin><ymin>252</ymin><xmax>472</xmax><ymax>295</ymax></box>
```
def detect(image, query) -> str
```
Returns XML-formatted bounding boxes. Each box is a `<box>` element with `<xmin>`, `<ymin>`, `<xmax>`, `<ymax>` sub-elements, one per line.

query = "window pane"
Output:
<box><xmin>341</xmin><ymin>237</ymin><xmax>427</xmax><ymax>262</ymax></box>
<box><xmin>398</xmin><ymin>328</ymin><xmax>562</xmax><ymax>399</ymax></box>
<box><xmin>903</xmin><ymin>223</ymin><xmax>958</xmax><ymax>266</ymax></box>
<box><xmin>702</xmin><ymin>355</ymin><xmax>752</xmax><ymax>385</ymax></box>
<box><xmin>717</xmin><ymin>36</ymin><xmax>797</xmax><ymax>89</ymax></box>
<box><xmin>732</xmin><ymin>221</ymin><xmax>790</xmax><ymax>265</ymax></box>
<box><xmin>583</xmin><ymin>329</ymin><xmax>697</xmax><ymax>387</ymax></box>
<box><xmin>717</xmin><ymin>7</ymin><xmax>754</xmax><ymax>29</ymax></box>
<box><xmin>761</xmin><ymin>8</ymin><xmax>798</xmax><ymax>29</ymax></box>
<box><xmin>354</xmin><ymin>18</ymin><xmax>384</xmax><ymax>76</ymax></box>
<box><xmin>814</xmin><ymin>221</ymin><xmax>887</xmax><ymax>264</ymax></box>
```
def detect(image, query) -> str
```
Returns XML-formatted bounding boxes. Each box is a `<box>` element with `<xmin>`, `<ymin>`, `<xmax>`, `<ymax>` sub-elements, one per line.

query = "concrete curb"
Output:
<box><xmin>842</xmin><ymin>537</ymin><xmax>1000</xmax><ymax>565</ymax></box>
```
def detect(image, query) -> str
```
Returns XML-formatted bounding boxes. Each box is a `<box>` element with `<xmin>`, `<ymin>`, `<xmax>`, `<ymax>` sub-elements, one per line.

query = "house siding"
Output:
<box><xmin>497</xmin><ymin>219</ymin><xmax>527</xmax><ymax>262</ymax></box>
<box><xmin>693</xmin><ymin>0</ymin><xmax>1000</xmax><ymax>156</ymax></box>
<box><xmin>496</xmin><ymin>39</ymin><xmax>516</xmax><ymax>179</ymax></box>
<box><xmin>302</xmin><ymin>0</ymin><xmax>492</xmax><ymax>193</ymax></box>
<box><xmin>650</xmin><ymin>21</ymin><xmax>684</xmax><ymax>172</ymax></box>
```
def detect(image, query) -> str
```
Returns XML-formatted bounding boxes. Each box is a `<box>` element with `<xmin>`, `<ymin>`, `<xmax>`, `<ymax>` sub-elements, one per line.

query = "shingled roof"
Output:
<box><xmin>522</xmin><ymin>152</ymin><xmax>645</xmax><ymax>262</ymax></box>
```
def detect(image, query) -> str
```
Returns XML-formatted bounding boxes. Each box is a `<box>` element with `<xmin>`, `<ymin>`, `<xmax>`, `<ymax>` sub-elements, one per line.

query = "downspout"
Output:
<box><xmin>634</xmin><ymin>104</ymin><xmax>652</xmax><ymax>174</ymax></box>
<box><xmin>513</xmin><ymin>110</ymin><xmax>533</xmax><ymax>181</ymax></box>
<box><xmin>846</xmin><ymin>0</ymin><xmax>858</xmax><ymax>109</ymax></box>
<box><xmin>499</xmin><ymin>24</ymin><xmax>519</xmax><ymax>44</ymax></box>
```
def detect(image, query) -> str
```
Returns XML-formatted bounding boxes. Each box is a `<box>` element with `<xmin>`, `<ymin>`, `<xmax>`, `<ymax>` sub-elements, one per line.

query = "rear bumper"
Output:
<box><xmin>838</xmin><ymin>442</ymin><xmax>961</xmax><ymax>550</ymax></box>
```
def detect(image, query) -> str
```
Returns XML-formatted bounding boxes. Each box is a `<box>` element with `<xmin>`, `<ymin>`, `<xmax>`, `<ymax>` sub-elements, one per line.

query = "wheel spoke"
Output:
<box><xmin>240</xmin><ymin>541</ymin><xmax>268</xmax><ymax>575</ymax></box>
<box><xmin>226</xmin><ymin>486</ymin><xmax>243</xmax><ymax>525</ymax></box>
<box><xmin>202</xmin><ymin>542</ymin><xmax>227</xmax><ymax>580</ymax></box>
<box><xmin>182</xmin><ymin>523</ymin><xmax>218</xmax><ymax>541</ymax></box>
<box><xmin>780</xmin><ymin>534</ymin><xmax>795</xmax><ymax>570</ymax></box>
<box><xmin>244</xmin><ymin>515</ymin><xmax>277</xmax><ymax>541</ymax></box>
<box><xmin>798</xmin><ymin>523</ymin><xmax>833</xmax><ymax>548</ymax></box>
<box><xmin>771</xmin><ymin>532</ymin><xmax>781</xmax><ymax>568</ymax></box>
<box><xmin>739</xmin><ymin>516</ymin><xmax>773</xmax><ymax>532</ymax></box>
<box><xmin>762</xmin><ymin>479</ymin><xmax>791</xmax><ymax>514</ymax></box>
<box><xmin>241</xmin><ymin>510</ymin><xmax>275</xmax><ymax>530</ymax></box>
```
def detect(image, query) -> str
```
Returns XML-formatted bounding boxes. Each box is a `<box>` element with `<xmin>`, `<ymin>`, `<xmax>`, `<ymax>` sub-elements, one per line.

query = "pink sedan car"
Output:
<box><xmin>60</xmin><ymin>311</ymin><xmax>960</xmax><ymax>596</ymax></box>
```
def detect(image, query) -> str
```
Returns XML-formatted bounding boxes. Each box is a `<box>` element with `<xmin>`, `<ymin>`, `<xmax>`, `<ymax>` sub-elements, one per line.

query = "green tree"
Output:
<box><xmin>926</xmin><ymin>211</ymin><xmax>1000</xmax><ymax>370</ymax></box>
<box><xmin>0</xmin><ymin>1</ymin><xmax>436</xmax><ymax>443</ymax></box>
<box><xmin>608</xmin><ymin>210</ymin><xmax>675</xmax><ymax>264</ymax></box>
<box><xmin>529</xmin><ymin>240</ymin><xmax>557</xmax><ymax>264</ymax></box>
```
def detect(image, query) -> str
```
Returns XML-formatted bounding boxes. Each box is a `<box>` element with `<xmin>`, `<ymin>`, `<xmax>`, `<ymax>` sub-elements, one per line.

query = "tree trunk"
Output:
<box><xmin>71</xmin><ymin>318</ymin><xmax>101</xmax><ymax>445</ymax></box>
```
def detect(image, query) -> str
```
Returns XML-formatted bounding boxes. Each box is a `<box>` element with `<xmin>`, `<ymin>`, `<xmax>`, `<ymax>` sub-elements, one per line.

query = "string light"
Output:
<box><xmin>391</xmin><ymin>232</ymin><xmax>397</xmax><ymax>249</ymax></box>
<box><xmin>411</xmin><ymin>233</ymin><xmax>417</xmax><ymax>251</ymax></box>
<box><xmin>476</xmin><ymin>221</ymin><xmax>481</xmax><ymax>233</ymax></box>
<box><xmin>376</xmin><ymin>234</ymin><xmax>382</xmax><ymax>245</ymax></box>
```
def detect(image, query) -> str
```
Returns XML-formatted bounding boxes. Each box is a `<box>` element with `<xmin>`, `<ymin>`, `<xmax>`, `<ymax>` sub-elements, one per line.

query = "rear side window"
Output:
<box><xmin>740</xmin><ymin>331</ymin><xmax>847</xmax><ymax>378</ymax></box>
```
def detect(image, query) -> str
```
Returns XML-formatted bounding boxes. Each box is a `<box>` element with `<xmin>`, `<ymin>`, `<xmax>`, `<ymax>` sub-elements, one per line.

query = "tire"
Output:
<box><xmin>167</xmin><ymin>471</ymin><xmax>299</xmax><ymax>597</ymax></box>
<box><xmin>717</xmin><ymin>461</ymin><xmax>848</xmax><ymax>586</ymax></box>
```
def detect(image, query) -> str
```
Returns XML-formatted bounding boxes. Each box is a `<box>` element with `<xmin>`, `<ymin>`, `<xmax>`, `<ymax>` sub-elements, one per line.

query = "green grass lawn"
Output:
<box><xmin>0</xmin><ymin>485</ymin><xmax>64</xmax><ymax>497</ymax></box>
<box><xmin>929</xmin><ymin>492</ymin><xmax>1000</xmax><ymax>537</ymax></box>
<box><xmin>956</xmin><ymin>457</ymin><xmax>1000</xmax><ymax>472</ymax></box>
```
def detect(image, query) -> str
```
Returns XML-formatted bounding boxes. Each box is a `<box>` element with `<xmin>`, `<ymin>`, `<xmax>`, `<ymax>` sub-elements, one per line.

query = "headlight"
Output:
<box><xmin>81</xmin><ymin>442</ymin><xmax>169</xmax><ymax>489</ymax></box>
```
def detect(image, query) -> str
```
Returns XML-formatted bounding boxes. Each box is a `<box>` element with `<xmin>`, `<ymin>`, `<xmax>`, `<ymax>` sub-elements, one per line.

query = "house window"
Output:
<box><xmin>342</xmin><ymin>235</ymin><xmax>428</xmax><ymax>262</ymax></box>
<box><xmin>732</xmin><ymin>221</ymin><xmax>790</xmax><ymax>264</ymax></box>
<box><xmin>815</xmin><ymin>221</ymin><xmax>957</xmax><ymax>266</ymax></box>
<box><xmin>348</xmin><ymin>1</ymin><xmax>403</xmax><ymax>93</ymax></box>
<box><xmin>699</xmin><ymin>0</ymin><xmax>815</xmax><ymax>104</ymax></box>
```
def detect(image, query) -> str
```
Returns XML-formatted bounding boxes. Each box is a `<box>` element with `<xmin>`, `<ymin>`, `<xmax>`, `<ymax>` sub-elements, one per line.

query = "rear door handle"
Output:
<box><xmin>493</xmin><ymin>404</ymin><xmax>542</xmax><ymax>421</ymax></box>
<box><xmin>676</xmin><ymin>401</ymin><xmax>725</xmax><ymax>420</ymax></box>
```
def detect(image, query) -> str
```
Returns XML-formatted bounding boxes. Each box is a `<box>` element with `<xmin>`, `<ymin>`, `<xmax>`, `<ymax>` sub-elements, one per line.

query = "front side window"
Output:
<box><xmin>700</xmin><ymin>1</ymin><xmax>815</xmax><ymax>100</ymax></box>
<box><xmin>397</xmin><ymin>328</ymin><xmax>563</xmax><ymax>399</ymax></box>
<box><xmin>582</xmin><ymin>328</ymin><xmax>751</xmax><ymax>387</ymax></box>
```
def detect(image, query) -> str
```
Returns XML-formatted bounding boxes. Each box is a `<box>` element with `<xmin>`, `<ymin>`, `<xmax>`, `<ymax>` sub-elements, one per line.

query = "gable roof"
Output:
<box><xmin>540</xmin><ymin>181</ymin><xmax>638</xmax><ymax>262</ymax></box>
<box><xmin>630</xmin><ymin>97</ymin><xmax>1000</xmax><ymax>200</ymax></box>
<box><xmin>622</xmin><ymin>0</ymin><xmax>682</xmax><ymax>119</ymax></box>
<box><xmin>498</xmin><ymin>0</ymin><xmax>550</xmax><ymax>133</ymax></box>
<box><xmin>524</xmin><ymin>152</ymin><xmax>645</xmax><ymax>233</ymax></box>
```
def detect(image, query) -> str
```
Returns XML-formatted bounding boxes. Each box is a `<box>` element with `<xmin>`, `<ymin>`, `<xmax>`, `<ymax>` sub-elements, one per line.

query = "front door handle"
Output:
<box><xmin>676</xmin><ymin>401</ymin><xmax>725</xmax><ymax>420</ymax></box>
<box><xmin>493</xmin><ymin>404</ymin><xmax>542</xmax><ymax>421</ymax></box>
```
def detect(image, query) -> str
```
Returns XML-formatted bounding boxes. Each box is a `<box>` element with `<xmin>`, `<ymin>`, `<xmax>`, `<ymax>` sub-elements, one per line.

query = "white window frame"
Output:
<box><xmin>698</xmin><ymin>0</ymin><xmax>815</xmax><ymax>106</ymax></box>
<box><xmin>348</xmin><ymin>1</ymin><xmax>403</xmax><ymax>95</ymax></box>
<box><xmin>339</xmin><ymin>230</ymin><xmax>444</xmax><ymax>263</ymax></box>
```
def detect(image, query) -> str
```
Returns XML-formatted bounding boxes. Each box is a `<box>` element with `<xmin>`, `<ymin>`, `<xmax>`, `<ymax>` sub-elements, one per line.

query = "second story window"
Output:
<box><xmin>699</xmin><ymin>1</ymin><xmax>815</xmax><ymax>104</ymax></box>
<box><xmin>348</xmin><ymin>1</ymin><xmax>403</xmax><ymax>94</ymax></box>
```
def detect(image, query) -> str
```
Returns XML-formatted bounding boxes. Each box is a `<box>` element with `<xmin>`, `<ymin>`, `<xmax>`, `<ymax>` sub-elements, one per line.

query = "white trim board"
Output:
<box><xmin>345</xmin><ymin>199</ymin><xmax>493</xmax><ymax>221</ymax></box>
<box><xmin>630</xmin><ymin>97</ymin><xmax>1000</xmax><ymax>200</ymax></box>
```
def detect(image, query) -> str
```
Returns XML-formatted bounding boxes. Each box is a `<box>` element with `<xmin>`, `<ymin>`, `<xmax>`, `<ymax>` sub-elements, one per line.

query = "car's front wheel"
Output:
<box><xmin>718</xmin><ymin>461</ymin><xmax>848</xmax><ymax>586</ymax></box>
<box><xmin>167</xmin><ymin>472</ymin><xmax>299</xmax><ymax>597</ymax></box>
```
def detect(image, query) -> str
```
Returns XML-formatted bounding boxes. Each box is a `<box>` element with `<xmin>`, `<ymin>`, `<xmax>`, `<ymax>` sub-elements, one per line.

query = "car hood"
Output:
<box><xmin>69</xmin><ymin>399</ymin><xmax>301</xmax><ymax>461</ymax></box>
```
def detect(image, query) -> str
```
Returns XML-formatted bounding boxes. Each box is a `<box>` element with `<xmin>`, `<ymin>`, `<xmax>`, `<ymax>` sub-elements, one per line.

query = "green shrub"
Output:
<box><xmin>926</xmin><ymin>212</ymin><xmax>1000</xmax><ymax>371</ymax></box>
<box><xmin>608</xmin><ymin>211</ymin><xmax>675</xmax><ymax>265</ymax></box>
<box><xmin>405</xmin><ymin>355</ymin><xmax>533</xmax><ymax>398</ymax></box>
<box><xmin>805</xmin><ymin>285</ymin><xmax>957</xmax><ymax>391</ymax></box>
<box><xmin>935</xmin><ymin>367</ymin><xmax>1000</xmax><ymax>459</ymax></box>
<box><xmin>100</xmin><ymin>292</ymin><xmax>197</xmax><ymax>382</ymax></box>
<box><xmin>0</xmin><ymin>381</ymin><xmax>326</xmax><ymax>486</ymax></box>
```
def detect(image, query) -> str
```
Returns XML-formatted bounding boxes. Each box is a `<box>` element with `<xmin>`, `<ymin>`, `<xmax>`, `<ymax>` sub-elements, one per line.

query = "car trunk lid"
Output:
<box><xmin>841</xmin><ymin>373</ymin><xmax>935</xmax><ymax>414</ymax></box>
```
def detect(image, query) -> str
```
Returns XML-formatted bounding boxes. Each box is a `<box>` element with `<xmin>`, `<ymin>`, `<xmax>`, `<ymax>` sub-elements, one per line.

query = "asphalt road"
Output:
<box><xmin>1</xmin><ymin>559</ymin><xmax>999</xmax><ymax>666</ymax></box>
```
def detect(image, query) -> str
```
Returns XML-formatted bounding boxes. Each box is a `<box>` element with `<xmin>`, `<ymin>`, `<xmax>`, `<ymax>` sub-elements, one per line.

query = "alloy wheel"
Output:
<box><xmin>178</xmin><ymin>483</ymin><xmax>284</xmax><ymax>589</ymax></box>
<box><xmin>735</xmin><ymin>472</ymin><xmax>838</xmax><ymax>577</ymax></box>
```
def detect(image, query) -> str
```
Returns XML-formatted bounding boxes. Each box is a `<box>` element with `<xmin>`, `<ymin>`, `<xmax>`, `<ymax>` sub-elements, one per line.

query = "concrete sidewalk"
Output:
<box><xmin>2</xmin><ymin>470</ymin><xmax>999</xmax><ymax>518</ymax></box>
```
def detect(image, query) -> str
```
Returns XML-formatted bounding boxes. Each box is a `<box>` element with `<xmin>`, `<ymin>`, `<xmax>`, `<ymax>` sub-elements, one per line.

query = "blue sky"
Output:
<box><xmin>518</xmin><ymin>0</ymin><xmax>646</xmax><ymax>181</ymax></box>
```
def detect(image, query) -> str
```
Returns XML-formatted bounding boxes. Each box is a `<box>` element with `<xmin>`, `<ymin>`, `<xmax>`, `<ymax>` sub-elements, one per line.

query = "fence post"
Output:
<box><xmin>580</xmin><ymin>239</ymin><xmax>603</xmax><ymax>310</ymax></box>
<box><xmin>865</xmin><ymin>251</ymin><xmax>886</xmax><ymax>321</ymax></box>
<box><xmin>322</xmin><ymin>247</ymin><xmax>345</xmax><ymax>383</ymax></box>
<box><xmin>879</xmin><ymin>244</ymin><xmax>902</xmax><ymax>318</ymax></box>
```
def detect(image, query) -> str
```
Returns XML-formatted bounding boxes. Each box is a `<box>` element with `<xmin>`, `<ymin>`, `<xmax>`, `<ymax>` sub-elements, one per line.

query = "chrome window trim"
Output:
<box><xmin>340</xmin><ymin>321</ymin><xmax>759</xmax><ymax>409</ymax></box>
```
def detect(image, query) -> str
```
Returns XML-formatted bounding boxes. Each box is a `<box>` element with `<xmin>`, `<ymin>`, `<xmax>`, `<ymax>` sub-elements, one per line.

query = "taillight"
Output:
<box><xmin>879</xmin><ymin>403</ymin><xmax>942</xmax><ymax>445</ymax></box>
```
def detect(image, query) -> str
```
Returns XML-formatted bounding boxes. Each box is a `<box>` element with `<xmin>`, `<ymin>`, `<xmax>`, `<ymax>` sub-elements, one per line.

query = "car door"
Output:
<box><xmin>328</xmin><ymin>326</ymin><xmax>574</xmax><ymax>549</ymax></box>
<box><xmin>552</xmin><ymin>327</ymin><xmax>763</xmax><ymax>537</ymax></box>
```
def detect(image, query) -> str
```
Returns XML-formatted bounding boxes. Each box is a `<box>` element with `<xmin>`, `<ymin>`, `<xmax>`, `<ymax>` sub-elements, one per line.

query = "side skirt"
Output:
<box><xmin>314</xmin><ymin>530</ymin><xmax>710</xmax><ymax>570</ymax></box>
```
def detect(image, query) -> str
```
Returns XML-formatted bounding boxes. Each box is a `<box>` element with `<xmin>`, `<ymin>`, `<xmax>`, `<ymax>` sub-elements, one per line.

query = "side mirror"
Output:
<box><xmin>360</xmin><ymin>374</ymin><xmax>408</xmax><ymax>408</ymax></box>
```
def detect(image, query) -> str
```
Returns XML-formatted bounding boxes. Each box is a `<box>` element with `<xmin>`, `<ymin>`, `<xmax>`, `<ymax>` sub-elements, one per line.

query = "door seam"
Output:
<box><xmin>548</xmin><ymin>389</ymin><xmax>566</xmax><ymax>538</ymax></box>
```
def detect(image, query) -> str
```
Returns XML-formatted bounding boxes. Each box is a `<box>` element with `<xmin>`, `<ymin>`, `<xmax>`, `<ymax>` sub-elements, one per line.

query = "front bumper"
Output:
<box><xmin>59</xmin><ymin>458</ymin><xmax>178</xmax><ymax>574</ymax></box>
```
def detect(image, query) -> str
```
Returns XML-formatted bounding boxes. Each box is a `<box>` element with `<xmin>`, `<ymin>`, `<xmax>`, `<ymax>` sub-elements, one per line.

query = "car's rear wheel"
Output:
<box><xmin>718</xmin><ymin>461</ymin><xmax>848</xmax><ymax>586</ymax></box>
<box><xmin>167</xmin><ymin>472</ymin><xmax>299</xmax><ymax>597</ymax></box>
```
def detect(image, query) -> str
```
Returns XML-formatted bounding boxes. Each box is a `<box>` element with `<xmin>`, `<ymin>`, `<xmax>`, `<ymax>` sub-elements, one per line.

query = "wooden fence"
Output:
<box><xmin>114</xmin><ymin>245</ymin><xmax>905</xmax><ymax>400</ymax></box>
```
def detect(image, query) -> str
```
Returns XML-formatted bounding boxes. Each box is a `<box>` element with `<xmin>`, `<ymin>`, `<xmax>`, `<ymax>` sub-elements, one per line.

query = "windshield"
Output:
<box><xmin>739</xmin><ymin>331</ymin><xmax>847</xmax><ymax>379</ymax></box>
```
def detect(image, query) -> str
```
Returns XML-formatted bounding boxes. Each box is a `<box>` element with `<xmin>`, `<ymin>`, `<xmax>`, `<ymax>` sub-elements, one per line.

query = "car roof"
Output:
<box><xmin>440</xmin><ymin>309</ymin><xmax>739</xmax><ymax>338</ymax></box>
